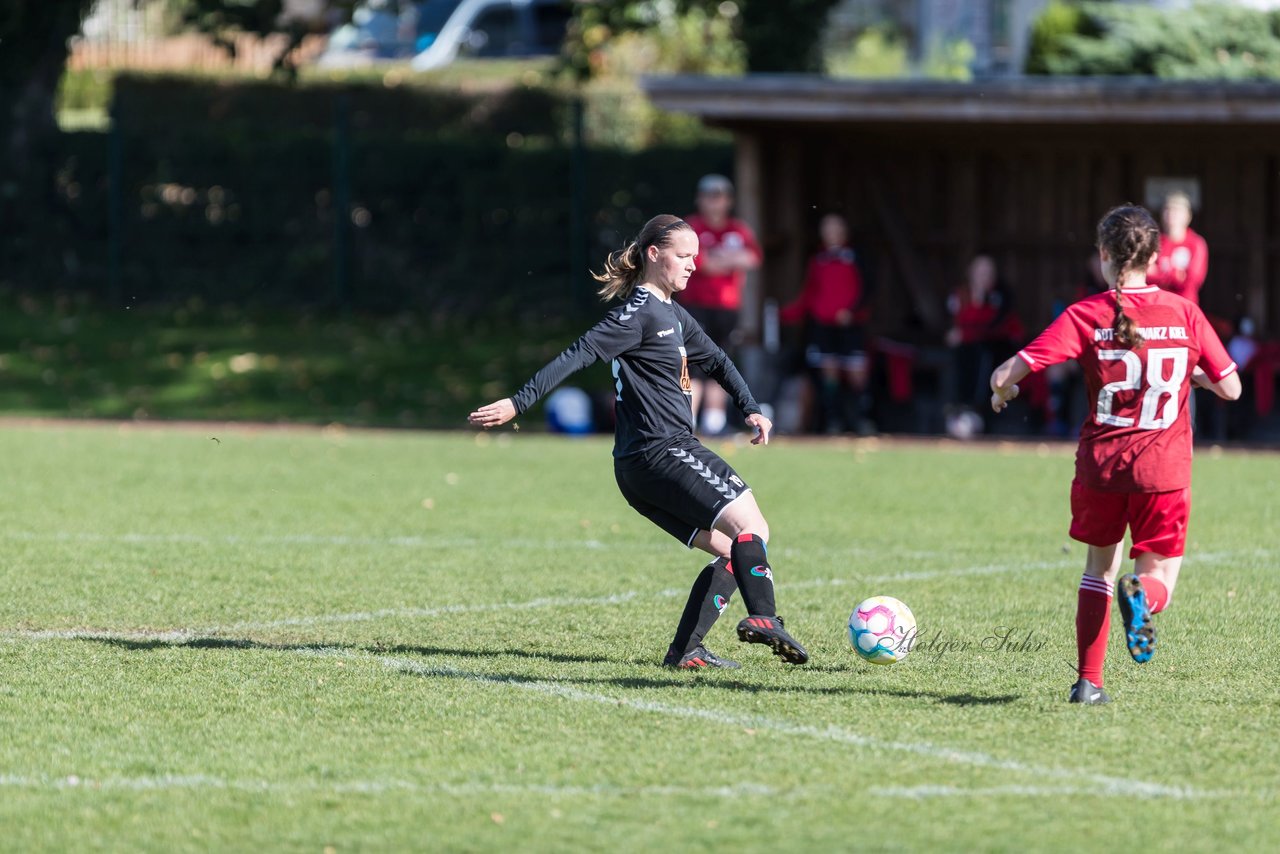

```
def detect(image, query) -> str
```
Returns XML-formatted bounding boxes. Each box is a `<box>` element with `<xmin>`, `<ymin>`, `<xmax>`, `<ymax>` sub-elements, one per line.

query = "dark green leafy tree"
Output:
<box><xmin>1</xmin><ymin>1</ymin><xmax>96</xmax><ymax>173</ymax></box>
<box><xmin>1027</xmin><ymin>0</ymin><xmax>1280</xmax><ymax>78</ymax></box>
<box><xmin>565</xmin><ymin>0</ymin><xmax>840</xmax><ymax>78</ymax></box>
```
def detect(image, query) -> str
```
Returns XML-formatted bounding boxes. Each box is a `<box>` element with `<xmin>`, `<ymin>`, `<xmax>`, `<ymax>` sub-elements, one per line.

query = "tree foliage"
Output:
<box><xmin>0</xmin><ymin>0</ymin><xmax>96</xmax><ymax>170</ymax></box>
<box><xmin>565</xmin><ymin>0</ymin><xmax>839</xmax><ymax>78</ymax></box>
<box><xmin>1027</xmin><ymin>0</ymin><xmax>1280</xmax><ymax>78</ymax></box>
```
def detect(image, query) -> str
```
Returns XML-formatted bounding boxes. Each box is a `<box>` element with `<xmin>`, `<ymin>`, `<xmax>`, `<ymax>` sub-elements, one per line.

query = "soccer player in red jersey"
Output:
<box><xmin>680</xmin><ymin>174</ymin><xmax>763</xmax><ymax>435</ymax></box>
<box><xmin>780</xmin><ymin>213</ymin><xmax>873</xmax><ymax>433</ymax></box>
<box><xmin>989</xmin><ymin>205</ymin><xmax>1241</xmax><ymax>704</ymax></box>
<box><xmin>1146</xmin><ymin>191</ymin><xmax>1209</xmax><ymax>305</ymax></box>
<box><xmin>469</xmin><ymin>215</ymin><xmax>808</xmax><ymax>669</ymax></box>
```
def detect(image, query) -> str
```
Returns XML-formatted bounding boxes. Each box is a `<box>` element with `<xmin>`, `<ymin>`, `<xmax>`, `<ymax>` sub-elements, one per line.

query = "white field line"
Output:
<box><xmin>0</xmin><ymin>772</ymin><xmax>1239</xmax><ymax>802</ymax></box>
<box><xmin>874</xmin><ymin>784</ymin><xmax>1160</xmax><ymax>799</ymax></box>
<box><xmin>0</xmin><ymin>773</ymin><xmax>788</xmax><ymax>800</ymax></box>
<box><xmin>0</xmin><ymin>531</ymin><xmax>639</xmax><ymax>551</ymax></box>
<box><xmin>0</xmin><ymin>530</ymin><xmax>960</xmax><ymax>561</ymax></box>
<box><xmin>0</xmin><ymin>559</ymin><xmax>1073</xmax><ymax>643</ymax></box>
<box><xmin>384</xmin><ymin>657</ymin><xmax>1219</xmax><ymax>801</ymax></box>
<box><xmin>0</xmin><ymin>650</ymin><xmax>1236</xmax><ymax>803</ymax></box>
<box><xmin>0</xmin><ymin>548</ymin><xmax>1259</xmax><ymax>642</ymax></box>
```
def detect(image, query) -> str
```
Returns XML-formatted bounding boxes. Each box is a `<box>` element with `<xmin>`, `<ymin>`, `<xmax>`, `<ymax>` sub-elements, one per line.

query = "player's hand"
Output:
<box><xmin>990</xmin><ymin>384</ymin><xmax>1019</xmax><ymax>413</ymax></box>
<box><xmin>468</xmin><ymin>398</ymin><xmax>516</xmax><ymax>429</ymax></box>
<box><xmin>745</xmin><ymin>412</ymin><xmax>772</xmax><ymax>446</ymax></box>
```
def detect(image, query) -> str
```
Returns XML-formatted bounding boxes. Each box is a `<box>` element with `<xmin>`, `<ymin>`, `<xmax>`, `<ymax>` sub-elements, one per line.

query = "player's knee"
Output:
<box><xmin>751</xmin><ymin>518</ymin><xmax>770</xmax><ymax>544</ymax></box>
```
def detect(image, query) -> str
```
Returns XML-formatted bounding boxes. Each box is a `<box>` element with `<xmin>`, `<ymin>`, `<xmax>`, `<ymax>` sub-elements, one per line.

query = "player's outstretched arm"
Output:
<box><xmin>1191</xmin><ymin>366</ymin><xmax>1242</xmax><ymax>401</ymax></box>
<box><xmin>989</xmin><ymin>356</ymin><xmax>1031</xmax><ymax>413</ymax></box>
<box><xmin>468</xmin><ymin>398</ymin><xmax>516</xmax><ymax>428</ymax></box>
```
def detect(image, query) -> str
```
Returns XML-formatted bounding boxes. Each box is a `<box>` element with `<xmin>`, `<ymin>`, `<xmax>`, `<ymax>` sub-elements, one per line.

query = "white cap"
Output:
<box><xmin>696</xmin><ymin>174</ymin><xmax>733</xmax><ymax>195</ymax></box>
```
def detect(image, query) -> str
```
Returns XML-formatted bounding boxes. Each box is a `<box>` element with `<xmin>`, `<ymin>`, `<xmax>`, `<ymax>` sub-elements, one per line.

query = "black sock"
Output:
<box><xmin>730</xmin><ymin>533</ymin><xmax>776</xmax><ymax>617</ymax></box>
<box><xmin>669</xmin><ymin>557</ymin><xmax>736</xmax><ymax>657</ymax></box>
<box><xmin>820</xmin><ymin>377</ymin><xmax>841</xmax><ymax>430</ymax></box>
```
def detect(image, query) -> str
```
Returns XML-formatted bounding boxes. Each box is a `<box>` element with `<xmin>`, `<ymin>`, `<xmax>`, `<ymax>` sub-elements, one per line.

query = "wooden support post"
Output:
<box><xmin>867</xmin><ymin>170</ymin><xmax>945</xmax><ymax>331</ymax></box>
<box><xmin>735</xmin><ymin>130</ymin><xmax>764</xmax><ymax>340</ymax></box>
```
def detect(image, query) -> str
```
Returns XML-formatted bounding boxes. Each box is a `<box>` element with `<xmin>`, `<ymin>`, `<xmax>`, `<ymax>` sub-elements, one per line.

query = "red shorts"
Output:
<box><xmin>1069</xmin><ymin>481</ymin><xmax>1190</xmax><ymax>559</ymax></box>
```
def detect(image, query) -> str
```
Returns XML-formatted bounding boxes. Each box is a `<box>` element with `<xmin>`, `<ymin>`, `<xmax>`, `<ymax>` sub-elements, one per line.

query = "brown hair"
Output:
<box><xmin>1096</xmin><ymin>204</ymin><xmax>1160</xmax><ymax>349</ymax></box>
<box><xmin>592</xmin><ymin>214</ymin><xmax>692</xmax><ymax>302</ymax></box>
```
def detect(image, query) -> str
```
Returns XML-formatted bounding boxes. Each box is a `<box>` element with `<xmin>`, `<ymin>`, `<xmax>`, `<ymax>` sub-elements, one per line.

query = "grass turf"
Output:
<box><xmin>0</xmin><ymin>288</ymin><xmax>596</xmax><ymax>429</ymax></box>
<box><xmin>1</xmin><ymin>424</ymin><xmax>1277</xmax><ymax>851</ymax></box>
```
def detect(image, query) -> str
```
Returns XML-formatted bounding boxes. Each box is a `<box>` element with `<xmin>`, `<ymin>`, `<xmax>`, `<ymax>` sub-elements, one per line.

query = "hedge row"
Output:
<box><xmin>8</xmin><ymin>75</ymin><xmax>732</xmax><ymax>316</ymax></box>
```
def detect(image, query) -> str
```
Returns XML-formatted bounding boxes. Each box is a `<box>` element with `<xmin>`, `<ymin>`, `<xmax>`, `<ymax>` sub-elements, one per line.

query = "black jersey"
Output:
<box><xmin>510</xmin><ymin>287</ymin><xmax>761</xmax><ymax>461</ymax></box>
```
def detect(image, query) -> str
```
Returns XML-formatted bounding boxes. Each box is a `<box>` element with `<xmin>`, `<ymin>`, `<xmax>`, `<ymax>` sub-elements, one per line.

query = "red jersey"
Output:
<box><xmin>680</xmin><ymin>214</ymin><xmax>762</xmax><ymax>311</ymax></box>
<box><xmin>1017</xmin><ymin>285</ymin><xmax>1236</xmax><ymax>493</ymax></box>
<box><xmin>1147</xmin><ymin>228</ymin><xmax>1208</xmax><ymax>304</ymax></box>
<box><xmin>779</xmin><ymin>246</ymin><xmax>866</xmax><ymax>325</ymax></box>
<box><xmin>948</xmin><ymin>285</ymin><xmax>1024</xmax><ymax>344</ymax></box>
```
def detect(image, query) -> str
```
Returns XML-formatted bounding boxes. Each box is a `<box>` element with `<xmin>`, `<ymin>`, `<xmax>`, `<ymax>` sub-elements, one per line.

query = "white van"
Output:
<box><xmin>411</xmin><ymin>0</ymin><xmax>572</xmax><ymax>71</ymax></box>
<box><xmin>318</xmin><ymin>0</ymin><xmax>571</xmax><ymax>69</ymax></box>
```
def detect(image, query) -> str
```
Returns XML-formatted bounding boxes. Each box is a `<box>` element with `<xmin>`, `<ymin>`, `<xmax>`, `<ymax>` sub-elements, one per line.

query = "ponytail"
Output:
<box><xmin>1097</xmin><ymin>204</ymin><xmax>1160</xmax><ymax>350</ymax></box>
<box><xmin>591</xmin><ymin>214</ymin><xmax>692</xmax><ymax>302</ymax></box>
<box><xmin>1112</xmin><ymin>287</ymin><xmax>1145</xmax><ymax>349</ymax></box>
<box><xmin>592</xmin><ymin>241</ymin><xmax>645</xmax><ymax>302</ymax></box>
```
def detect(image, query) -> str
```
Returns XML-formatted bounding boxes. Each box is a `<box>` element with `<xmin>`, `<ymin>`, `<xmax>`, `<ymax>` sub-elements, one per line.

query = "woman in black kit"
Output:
<box><xmin>469</xmin><ymin>214</ymin><xmax>809</xmax><ymax>668</ymax></box>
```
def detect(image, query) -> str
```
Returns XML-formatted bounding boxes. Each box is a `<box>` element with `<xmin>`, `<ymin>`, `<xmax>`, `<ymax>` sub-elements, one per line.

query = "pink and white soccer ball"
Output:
<box><xmin>848</xmin><ymin>596</ymin><xmax>916</xmax><ymax>665</ymax></box>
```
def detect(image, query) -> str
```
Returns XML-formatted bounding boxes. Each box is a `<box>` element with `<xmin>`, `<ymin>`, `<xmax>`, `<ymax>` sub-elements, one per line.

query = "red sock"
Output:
<box><xmin>1077</xmin><ymin>575</ymin><xmax>1113</xmax><ymax>687</ymax></box>
<box><xmin>1141</xmin><ymin>576</ymin><xmax>1169</xmax><ymax>614</ymax></box>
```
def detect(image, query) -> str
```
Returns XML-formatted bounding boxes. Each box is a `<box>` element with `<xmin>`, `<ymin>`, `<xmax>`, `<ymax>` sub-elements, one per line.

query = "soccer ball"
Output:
<box><xmin>848</xmin><ymin>596</ymin><xmax>917</xmax><ymax>665</ymax></box>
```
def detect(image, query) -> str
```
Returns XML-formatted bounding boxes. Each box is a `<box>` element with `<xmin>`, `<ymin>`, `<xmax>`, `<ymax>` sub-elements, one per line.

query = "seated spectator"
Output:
<box><xmin>779</xmin><ymin>214</ymin><xmax>874</xmax><ymax>434</ymax></box>
<box><xmin>945</xmin><ymin>254</ymin><xmax>1023</xmax><ymax>434</ymax></box>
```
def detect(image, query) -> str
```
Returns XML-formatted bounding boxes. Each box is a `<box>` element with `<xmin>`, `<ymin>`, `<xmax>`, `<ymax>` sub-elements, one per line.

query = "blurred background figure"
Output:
<box><xmin>779</xmin><ymin>213</ymin><xmax>874</xmax><ymax>435</ymax></box>
<box><xmin>1148</xmin><ymin>191</ymin><xmax>1208</xmax><ymax>305</ymax></box>
<box><xmin>680</xmin><ymin>174</ymin><xmax>762</xmax><ymax>435</ymax></box>
<box><xmin>1148</xmin><ymin>191</ymin><xmax>1210</xmax><ymax>428</ymax></box>
<box><xmin>945</xmin><ymin>254</ymin><xmax>1023</xmax><ymax>436</ymax></box>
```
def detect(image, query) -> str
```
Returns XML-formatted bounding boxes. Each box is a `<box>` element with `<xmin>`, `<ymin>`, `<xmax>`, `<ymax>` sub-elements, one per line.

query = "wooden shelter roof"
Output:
<box><xmin>641</xmin><ymin>75</ymin><xmax>1280</xmax><ymax>126</ymax></box>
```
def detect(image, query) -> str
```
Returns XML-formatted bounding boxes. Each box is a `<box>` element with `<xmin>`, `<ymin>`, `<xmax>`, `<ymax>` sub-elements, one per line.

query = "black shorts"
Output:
<box><xmin>682</xmin><ymin>306</ymin><xmax>739</xmax><ymax>379</ymax></box>
<box><xmin>614</xmin><ymin>438</ymin><xmax>750</xmax><ymax>548</ymax></box>
<box><xmin>806</xmin><ymin>323</ymin><xmax>867</xmax><ymax>369</ymax></box>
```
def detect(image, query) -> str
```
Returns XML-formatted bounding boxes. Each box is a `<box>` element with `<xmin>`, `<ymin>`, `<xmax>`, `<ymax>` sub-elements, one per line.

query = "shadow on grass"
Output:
<box><xmin>376</xmin><ymin>643</ymin><xmax>614</xmax><ymax>665</ymax></box>
<box><xmin>72</xmin><ymin>634</ymin><xmax>1020</xmax><ymax>705</ymax></box>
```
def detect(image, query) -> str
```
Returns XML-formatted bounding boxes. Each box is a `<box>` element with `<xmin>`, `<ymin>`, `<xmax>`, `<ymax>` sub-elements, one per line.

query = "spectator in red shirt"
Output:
<box><xmin>1147</xmin><ymin>191</ymin><xmax>1208</xmax><ymax>305</ymax></box>
<box><xmin>945</xmin><ymin>254</ymin><xmax>1023</xmax><ymax>431</ymax></box>
<box><xmin>780</xmin><ymin>214</ymin><xmax>873</xmax><ymax>434</ymax></box>
<box><xmin>680</xmin><ymin>174</ymin><xmax>763</xmax><ymax>435</ymax></box>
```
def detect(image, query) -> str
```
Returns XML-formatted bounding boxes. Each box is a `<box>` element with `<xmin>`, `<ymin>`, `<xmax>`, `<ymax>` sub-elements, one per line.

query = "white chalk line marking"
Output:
<box><xmin>5</xmin><ymin>547</ymin><xmax>1259</xmax><ymax>641</ymax></box>
<box><xmin>384</xmin><ymin>657</ymin><xmax>1222</xmax><ymax>801</ymax></box>
<box><xmin>0</xmin><ymin>531</ymin><xmax>642</xmax><ymax>551</ymax></box>
<box><xmin>0</xmin><ymin>773</ymin><xmax>1237</xmax><ymax>802</ymax></box>
<box><xmin>0</xmin><ymin>530</ymin><xmax>966</xmax><ymax>562</ymax></box>
<box><xmin>0</xmin><ymin>558</ymin><xmax>1078</xmax><ymax>643</ymax></box>
<box><xmin>0</xmin><ymin>649</ymin><xmax>1234</xmax><ymax>803</ymax></box>
<box><xmin>0</xmin><ymin>773</ymin><xmax>787</xmax><ymax>800</ymax></box>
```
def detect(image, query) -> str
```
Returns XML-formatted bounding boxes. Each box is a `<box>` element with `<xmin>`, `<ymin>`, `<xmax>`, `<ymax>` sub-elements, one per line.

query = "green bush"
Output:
<box><xmin>1026</xmin><ymin>1</ymin><xmax>1280</xmax><ymax>78</ymax></box>
<box><xmin>56</xmin><ymin>68</ymin><xmax>115</xmax><ymax>112</ymax></box>
<box><xmin>8</xmin><ymin>75</ymin><xmax>733</xmax><ymax>318</ymax></box>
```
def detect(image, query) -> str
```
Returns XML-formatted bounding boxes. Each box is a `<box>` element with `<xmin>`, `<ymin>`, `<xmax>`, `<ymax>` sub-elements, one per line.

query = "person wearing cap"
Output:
<box><xmin>1147</xmin><ymin>191</ymin><xmax>1209</xmax><ymax>305</ymax></box>
<box><xmin>680</xmin><ymin>174</ymin><xmax>763</xmax><ymax>435</ymax></box>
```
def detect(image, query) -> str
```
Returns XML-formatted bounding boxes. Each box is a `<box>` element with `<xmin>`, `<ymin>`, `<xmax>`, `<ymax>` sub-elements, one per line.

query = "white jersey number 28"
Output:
<box><xmin>1096</xmin><ymin>347</ymin><xmax>1189</xmax><ymax>430</ymax></box>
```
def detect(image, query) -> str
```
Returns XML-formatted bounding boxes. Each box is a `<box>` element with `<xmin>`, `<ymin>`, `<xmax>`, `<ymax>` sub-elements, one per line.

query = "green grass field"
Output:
<box><xmin>1</xmin><ymin>423</ymin><xmax>1277</xmax><ymax>851</ymax></box>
